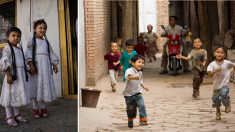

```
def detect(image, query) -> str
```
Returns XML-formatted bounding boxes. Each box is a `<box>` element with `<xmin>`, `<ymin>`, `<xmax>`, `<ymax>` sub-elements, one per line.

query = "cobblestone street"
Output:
<box><xmin>0</xmin><ymin>98</ymin><xmax>77</xmax><ymax>132</ymax></box>
<box><xmin>80</xmin><ymin>53</ymin><xmax>235</xmax><ymax>132</ymax></box>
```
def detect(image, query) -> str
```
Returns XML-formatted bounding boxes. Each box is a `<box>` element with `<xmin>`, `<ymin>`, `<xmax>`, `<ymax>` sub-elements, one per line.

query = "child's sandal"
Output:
<box><xmin>4</xmin><ymin>117</ymin><xmax>18</xmax><ymax>126</ymax></box>
<box><xmin>195</xmin><ymin>90</ymin><xmax>200</xmax><ymax>97</ymax></box>
<box><xmin>41</xmin><ymin>108</ymin><xmax>48</xmax><ymax>118</ymax></box>
<box><xmin>192</xmin><ymin>90</ymin><xmax>197</xmax><ymax>98</ymax></box>
<box><xmin>33</xmin><ymin>109</ymin><xmax>40</xmax><ymax>119</ymax></box>
<box><xmin>14</xmin><ymin>114</ymin><xmax>27</xmax><ymax>123</ymax></box>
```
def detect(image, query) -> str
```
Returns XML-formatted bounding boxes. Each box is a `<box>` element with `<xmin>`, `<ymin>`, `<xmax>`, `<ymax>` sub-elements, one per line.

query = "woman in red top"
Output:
<box><xmin>134</xmin><ymin>37</ymin><xmax>148</xmax><ymax>58</ymax></box>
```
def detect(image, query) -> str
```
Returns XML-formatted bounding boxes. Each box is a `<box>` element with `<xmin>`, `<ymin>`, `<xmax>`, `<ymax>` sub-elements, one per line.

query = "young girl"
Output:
<box><xmin>0</xmin><ymin>26</ymin><xmax>30</xmax><ymax>126</ymax></box>
<box><xmin>207</xmin><ymin>46</ymin><xmax>235</xmax><ymax>120</ymax></box>
<box><xmin>143</xmin><ymin>24</ymin><xmax>158</xmax><ymax>62</ymax></box>
<box><xmin>25</xmin><ymin>19</ymin><xmax>59</xmax><ymax>119</ymax></box>
<box><xmin>176</xmin><ymin>38</ymin><xmax>207</xmax><ymax>98</ymax></box>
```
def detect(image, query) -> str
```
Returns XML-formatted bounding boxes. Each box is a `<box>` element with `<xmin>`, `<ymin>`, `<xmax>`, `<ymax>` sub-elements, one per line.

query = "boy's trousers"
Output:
<box><xmin>109</xmin><ymin>70</ymin><xmax>119</xmax><ymax>85</ymax></box>
<box><xmin>212</xmin><ymin>86</ymin><xmax>230</xmax><ymax>108</ymax></box>
<box><xmin>192</xmin><ymin>68</ymin><xmax>205</xmax><ymax>90</ymax></box>
<box><xmin>124</xmin><ymin>93</ymin><xmax>148</xmax><ymax>122</ymax></box>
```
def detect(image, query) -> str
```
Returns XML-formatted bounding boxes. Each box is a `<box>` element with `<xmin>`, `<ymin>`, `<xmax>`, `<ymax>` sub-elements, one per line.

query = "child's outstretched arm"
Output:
<box><xmin>100</xmin><ymin>59</ymin><xmax>106</xmax><ymax>65</ymax></box>
<box><xmin>176</xmin><ymin>54</ymin><xmax>190</xmax><ymax>61</ymax></box>
<box><xmin>140</xmin><ymin>83</ymin><xmax>149</xmax><ymax>91</ymax></box>
<box><xmin>128</xmin><ymin>74</ymin><xmax>139</xmax><ymax>80</ymax></box>
<box><xmin>208</xmin><ymin>67</ymin><xmax>221</xmax><ymax>76</ymax></box>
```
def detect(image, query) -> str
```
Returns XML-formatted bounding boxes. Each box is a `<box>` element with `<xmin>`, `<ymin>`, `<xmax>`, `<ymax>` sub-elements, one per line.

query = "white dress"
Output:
<box><xmin>0</xmin><ymin>45</ymin><xmax>31</xmax><ymax>108</ymax></box>
<box><xmin>25</xmin><ymin>38</ymin><xmax>59</xmax><ymax>102</ymax></box>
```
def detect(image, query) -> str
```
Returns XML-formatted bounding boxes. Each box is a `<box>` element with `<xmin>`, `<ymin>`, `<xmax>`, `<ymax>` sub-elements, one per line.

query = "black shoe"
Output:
<box><xmin>183</xmin><ymin>68</ymin><xmax>191</xmax><ymax>72</ymax></box>
<box><xmin>159</xmin><ymin>69</ymin><xmax>168</xmax><ymax>74</ymax></box>
<box><xmin>128</xmin><ymin>120</ymin><xmax>133</xmax><ymax>128</ymax></box>
<box><xmin>139</xmin><ymin>121</ymin><xmax>148</xmax><ymax>126</ymax></box>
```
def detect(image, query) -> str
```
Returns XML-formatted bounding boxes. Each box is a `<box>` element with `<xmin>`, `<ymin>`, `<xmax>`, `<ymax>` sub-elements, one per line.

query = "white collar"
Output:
<box><xmin>131</xmin><ymin>67</ymin><xmax>141</xmax><ymax>74</ymax></box>
<box><xmin>169</xmin><ymin>25</ymin><xmax>178</xmax><ymax>29</ymax></box>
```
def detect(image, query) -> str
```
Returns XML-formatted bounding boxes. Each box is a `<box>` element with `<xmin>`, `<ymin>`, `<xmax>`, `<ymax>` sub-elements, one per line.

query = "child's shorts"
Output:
<box><xmin>212</xmin><ymin>85</ymin><xmax>230</xmax><ymax>108</ymax></box>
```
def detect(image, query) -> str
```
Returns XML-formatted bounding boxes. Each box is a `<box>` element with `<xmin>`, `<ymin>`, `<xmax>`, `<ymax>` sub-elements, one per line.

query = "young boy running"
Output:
<box><xmin>101</xmin><ymin>42</ymin><xmax>121</xmax><ymax>92</ymax></box>
<box><xmin>123</xmin><ymin>54</ymin><xmax>149</xmax><ymax>128</ymax></box>
<box><xmin>207</xmin><ymin>46</ymin><xmax>235</xmax><ymax>120</ymax></box>
<box><xmin>176</xmin><ymin>38</ymin><xmax>207</xmax><ymax>98</ymax></box>
<box><xmin>120</xmin><ymin>39</ymin><xmax>137</xmax><ymax>82</ymax></box>
<box><xmin>134</xmin><ymin>37</ymin><xmax>148</xmax><ymax>58</ymax></box>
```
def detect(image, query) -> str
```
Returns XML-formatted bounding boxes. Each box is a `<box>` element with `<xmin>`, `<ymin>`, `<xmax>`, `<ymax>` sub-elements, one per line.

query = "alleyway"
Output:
<box><xmin>0</xmin><ymin>98</ymin><xmax>77</xmax><ymax>132</ymax></box>
<box><xmin>80</xmin><ymin>53</ymin><xmax>235</xmax><ymax>132</ymax></box>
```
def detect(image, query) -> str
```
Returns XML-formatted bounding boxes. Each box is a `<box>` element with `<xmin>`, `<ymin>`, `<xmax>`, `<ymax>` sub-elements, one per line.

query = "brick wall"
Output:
<box><xmin>85</xmin><ymin>0</ymin><xmax>111</xmax><ymax>86</ymax></box>
<box><xmin>157</xmin><ymin>1</ymin><xmax>168</xmax><ymax>53</ymax></box>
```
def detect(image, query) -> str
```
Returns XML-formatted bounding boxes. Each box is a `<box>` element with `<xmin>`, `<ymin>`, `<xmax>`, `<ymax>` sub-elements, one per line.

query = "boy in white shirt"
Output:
<box><xmin>123</xmin><ymin>54</ymin><xmax>149</xmax><ymax>128</ymax></box>
<box><xmin>207</xmin><ymin>46</ymin><xmax>235</xmax><ymax>120</ymax></box>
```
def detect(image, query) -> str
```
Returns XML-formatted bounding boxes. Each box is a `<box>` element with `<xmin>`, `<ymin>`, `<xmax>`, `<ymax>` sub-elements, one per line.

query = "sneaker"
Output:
<box><xmin>225</xmin><ymin>101</ymin><xmax>231</xmax><ymax>113</ymax></box>
<box><xmin>183</xmin><ymin>68</ymin><xmax>191</xmax><ymax>73</ymax></box>
<box><xmin>139</xmin><ymin>121</ymin><xmax>148</xmax><ymax>126</ymax></box>
<box><xmin>215</xmin><ymin>113</ymin><xmax>221</xmax><ymax>120</ymax></box>
<box><xmin>111</xmin><ymin>84</ymin><xmax>116</xmax><ymax>92</ymax></box>
<box><xmin>192</xmin><ymin>89</ymin><xmax>197</xmax><ymax>98</ymax></box>
<box><xmin>159</xmin><ymin>69</ymin><xmax>168</xmax><ymax>74</ymax></box>
<box><xmin>195</xmin><ymin>90</ymin><xmax>200</xmax><ymax>97</ymax></box>
<box><xmin>128</xmin><ymin>120</ymin><xmax>133</xmax><ymax>128</ymax></box>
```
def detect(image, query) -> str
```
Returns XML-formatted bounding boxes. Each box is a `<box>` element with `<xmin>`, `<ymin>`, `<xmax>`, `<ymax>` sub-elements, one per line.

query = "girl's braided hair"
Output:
<box><xmin>32</xmin><ymin>19</ymin><xmax>53</xmax><ymax>74</ymax></box>
<box><xmin>6</xmin><ymin>26</ymin><xmax>28</xmax><ymax>81</ymax></box>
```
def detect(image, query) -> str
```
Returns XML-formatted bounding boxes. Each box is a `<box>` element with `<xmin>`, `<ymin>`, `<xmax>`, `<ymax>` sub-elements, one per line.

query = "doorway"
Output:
<box><xmin>58</xmin><ymin>0</ymin><xmax>78</xmax><ymax>99</ymax></box>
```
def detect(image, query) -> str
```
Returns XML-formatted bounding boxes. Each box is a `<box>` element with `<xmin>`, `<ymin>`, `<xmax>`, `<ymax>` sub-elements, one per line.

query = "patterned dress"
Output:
<box><xmin>144</xmin><ymin>32</ymin><xmax>158</xmax><ymax>57</ymax></box>
<box><xmin>0</xmin><ymin>45</ymin><xmax>31</xmax><ymax>108</ymax></box>
<box><xmin>25</xmin><ymin>38</ymin><xmax>59</xmax><ymax>102</ymax></box>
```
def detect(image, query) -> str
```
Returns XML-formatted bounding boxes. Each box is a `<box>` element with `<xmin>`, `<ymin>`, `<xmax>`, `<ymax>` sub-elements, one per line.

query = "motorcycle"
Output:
<box><xmin>160</xmin><ymin>25</ymin><xmax>188</xmax><ymax>76</ymax></box>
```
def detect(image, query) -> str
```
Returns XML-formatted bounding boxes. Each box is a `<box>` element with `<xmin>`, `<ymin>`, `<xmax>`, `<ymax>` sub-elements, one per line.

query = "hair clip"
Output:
<box><xmin>33</xmin><ymin>19</ymin><xmax>45</xmax><ymax>25</ymax></box>
<box><xmin>5</xmin><ymin>25</ymin><xmax>15</xmax><ymax>37</ymax></box>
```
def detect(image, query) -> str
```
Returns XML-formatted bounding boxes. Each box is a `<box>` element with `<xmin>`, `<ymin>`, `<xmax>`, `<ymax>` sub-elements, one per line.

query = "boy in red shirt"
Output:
<box><xmin>134</xmin><ymin>37</ymin><xmax>148</xmax><ymax>58</ymax></box>
<box><xmin>101</xmin><ymin>42</ymin><xmax>121</xmax><ymax>92</ymax></box>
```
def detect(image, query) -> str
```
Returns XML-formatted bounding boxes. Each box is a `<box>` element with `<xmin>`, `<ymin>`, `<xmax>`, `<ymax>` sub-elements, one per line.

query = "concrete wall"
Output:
<box><xmin>17</xmin><ymin>0</ymin><xmax>62</xmax><ymax>97</ymax></box>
